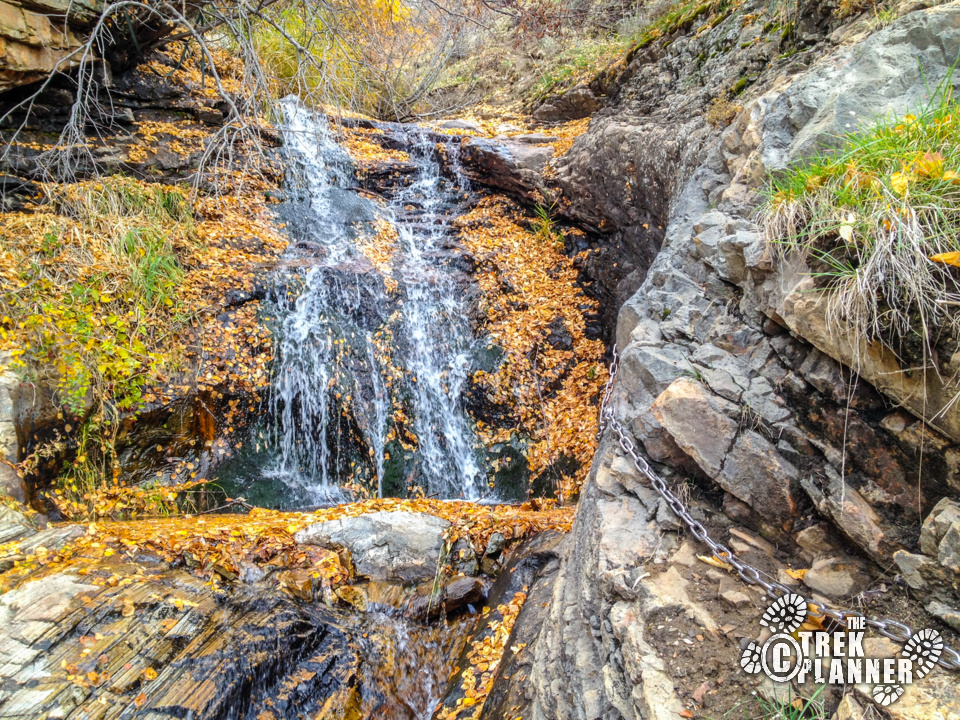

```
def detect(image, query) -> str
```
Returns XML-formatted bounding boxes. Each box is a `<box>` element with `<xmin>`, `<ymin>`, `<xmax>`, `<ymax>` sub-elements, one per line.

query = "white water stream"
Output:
<box><xmin>265</xmin><ymin>99</ymin><xmax>482</xmax><ymax>502</ymax></box>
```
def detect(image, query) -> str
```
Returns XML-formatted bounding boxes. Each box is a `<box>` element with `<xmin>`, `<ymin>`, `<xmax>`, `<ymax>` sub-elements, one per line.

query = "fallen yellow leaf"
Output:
<box><xmin>930</xmin><ymin>251</ymin><xmax>960</xmax><ymax>267</ymax></box>
<box><xmin>890</xmin><ymin>171</ymin><xmax>912</xmax><ymax>195</ymax></box>
<box><xmin>698</xmin><ymin>554</ymin><xmax>733</xmax><ymax>571</ymax></box>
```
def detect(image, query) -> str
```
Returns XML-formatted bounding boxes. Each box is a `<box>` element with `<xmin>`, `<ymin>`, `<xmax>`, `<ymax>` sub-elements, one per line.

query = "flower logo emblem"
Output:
<box><xmin>739</xmin><ymin>641</ymin><xmax>763</xmax><ymax>674</ymax></box>
<box><xmin>873</xmin><ymin>684</ymin><xmax>905</xmax><ymax>706</ymax></box>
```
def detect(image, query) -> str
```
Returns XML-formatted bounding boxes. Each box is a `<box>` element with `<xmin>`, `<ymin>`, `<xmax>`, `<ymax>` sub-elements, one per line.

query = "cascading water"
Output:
<box><xmin>256</xmin><ymin>98</ymin><xmax>482</xmax><ymax>504</ymax></box>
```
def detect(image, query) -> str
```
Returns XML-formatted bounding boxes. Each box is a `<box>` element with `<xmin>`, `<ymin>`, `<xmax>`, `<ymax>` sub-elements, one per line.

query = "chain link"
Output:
<box><xmin>598</xmin><ymin>346</ymin><xmax>960</xmax><ymax>672</ymax></box>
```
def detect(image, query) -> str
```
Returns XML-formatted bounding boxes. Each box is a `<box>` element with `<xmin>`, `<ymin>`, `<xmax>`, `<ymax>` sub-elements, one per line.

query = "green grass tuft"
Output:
<box><xmin>760</xmin><ymin>78</ymin><xmax>960</xmax><ymax>365</ymax></box>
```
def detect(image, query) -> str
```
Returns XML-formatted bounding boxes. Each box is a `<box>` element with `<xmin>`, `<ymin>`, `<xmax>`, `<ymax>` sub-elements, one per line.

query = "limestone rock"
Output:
<box><xmin>0</xmin><ymin>352</ymin><xmax>25</xmax><ymax>502</ymax></box>
<box><xmin>801</xmin><ymin>467</ymin><xmax>892</xmax><ymax>563</ymax></box>
<box><xmin>295</xmin><ymin>511</ymin><xmax>449</xmax><ymax>583</ymax></box>
<box><xmin>718</xmin><ymin>430</ymin><xmax>798</xmax><ymax>528</ymax></box>
<box><xmin>439</xmin><ymin>119</ymin><xmax>482</xmax><ymax>132</ymax></box>
<box><xmin>651</xmin><ymin>378</ymin><xmax>738</xmax><ymax>478</ymax></box>
<box><xmin>795</xmin><ymin>524</ymin><xmax>837</xmax><ymax>561</ymax></box>
<box><xmin>831</xmin><ymin>694</ymin><xmax>864</xmax><ymax>720</ymax></box>
<box><xmin>925</xmin><ymin>600</ymin><xmax>960</xmax><ymax>632</ymax></box>
<box><xmin>0</xmin><ymin>505</ymin><xmax>33</xmax><ymax>544</ymax></box>
<box><xmin>0</xmin><ymin>0</ymin><xmax>84</xmax><ymax>92</ymax></box>
<box><xmin>718</xmin><ymin>577</ymin><xmax>752</xmax><ymax>608</ymax></box>
<box><xmin>802</xmin><ymin>557</ymin><xmax>871</xmax><ymax>599</ymax></box>
<box><xmin>892</xmin><ymin>550</ymin><xmax>937</xmax><ymax>591</ymax></box>
<box><xmin>532</xmin><ymin>87</ymin><xmax>601</xmax><ymax>122</ymax></box>
<box><xmin>16</xmin><ymin>524</ymin><xmax>84</xmax><ymax>555</ymax></box>
<box><xmin>919</xmin><ymin>498</ymin><xmax>960</xmax><ymax>557</ymax></box>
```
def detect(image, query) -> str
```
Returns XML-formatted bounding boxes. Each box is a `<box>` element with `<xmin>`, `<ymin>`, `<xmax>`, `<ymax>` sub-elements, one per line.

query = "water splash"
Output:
<box><xmin>266</xmin><ymin>99</ymin><xmax>482</xmax><ymax>501</ymax></box>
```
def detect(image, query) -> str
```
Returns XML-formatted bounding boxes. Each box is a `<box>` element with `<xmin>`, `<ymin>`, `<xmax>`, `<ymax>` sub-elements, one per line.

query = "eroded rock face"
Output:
<box><xmin>0</xmin><ymin>0</ymin><xmax>84</xmax><ymax>92</ymax></box>
<box><xmin>296</xmin><ymin>511</ymin><xmax>450</xmax><ymax>583</ymax></box>
<box><xmin>521</xmin><ymin>4</ymin><xmax>960</xmax><ymax>719</ymax></box>
<box><xmin>0</xmin><ymin>352</ymin><xmax>25</xmax><ymax>501</ymax></box>
<box><xmin>0</xmin><ymin>563</ymin><xmax>361</xmax><ymax>720</ymax></box>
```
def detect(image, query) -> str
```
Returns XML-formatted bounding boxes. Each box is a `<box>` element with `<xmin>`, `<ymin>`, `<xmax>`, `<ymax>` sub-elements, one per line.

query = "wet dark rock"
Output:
<box><xmin>0</xmin><ymin>562</ymin><xmax>363</xmax><ymax>720</ymax></box>
<box><xmin>484</xmin><ymin>532</ymin><xmax>506</xmax><ymax>558</ymax></box>
<box><xmin>460</xmin><ymin>137</ymin><xmax>551</xmax><ymax>201</ymax></box>
<box><xmin>442</xmin><ymin>576</ymin><xmax>486</xmax><ymax>614</ymax></box>
<box><xmin>223</xmin><ymin>282</ymin><xmax>269</xmax><ymax>308</ymax></box>
<box><xmin>546</xmin><ymin>318</ymin><xmax>574</xmax><ymax>351</ymax></box>
<box><xmin>0</xmin><ymin>174</ymin><xmax>39</xmax><ymax>211</ymax></box>
<box><xmin>435</xmin><ymin>531</ymin><xmax>564</xmax><ymax>720</ymax></box>
<box><xmin>194</xmin><ymin>106</ymin><xmax>224</xmax><ymax>125</ymax></box>
<box><xmin>452</xmin><ymin>538</ymin><xmax>479</xmax><ymax>576</ymax></box>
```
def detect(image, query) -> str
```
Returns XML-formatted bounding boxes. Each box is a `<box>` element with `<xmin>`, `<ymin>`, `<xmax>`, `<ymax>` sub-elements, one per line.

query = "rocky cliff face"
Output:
<box><xmin>488</xmin><ymin>3</ymin><xmax>960</xmax><ymax>718</ymax></box>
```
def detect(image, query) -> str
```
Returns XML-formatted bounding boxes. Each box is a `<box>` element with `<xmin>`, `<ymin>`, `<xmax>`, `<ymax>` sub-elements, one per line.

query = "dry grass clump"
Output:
<box><xmin>760</xmin><ymin>85</ymin><xmax>960</xmax><ymax>367</ymax></box>
<box><xmin>705</xmin><ymin>95</ymin><xmax>742</xmax><ymax>127</ymax></box>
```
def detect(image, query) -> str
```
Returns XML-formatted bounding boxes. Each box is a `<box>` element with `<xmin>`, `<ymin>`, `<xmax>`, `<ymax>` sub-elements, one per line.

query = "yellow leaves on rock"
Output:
<box><xmin>139</xmin><ymin>41</ymin><xmax>245</xmax><ymax>101</ymax></box>
<box><xmin>46</xmin><ymin>479</ymin><xmax>209</xmax><ymax>522</ymax></box>
<box><xmin>456</xmin><ymin>197</ymin><xmax>606</xmax><ymax>498</ymax></box>
<box><xmin>0</xmin><ymin>498</ymin><xmax>574</xmax><ymax>595</ymax></box>
<box><xmin>339</xmin><ymin>126</ymin><xmax>411</xmax><ymax>167</ymax></box>
<box><xmin>437</xmin><ymin>589</ymin><xmax>529</xmax><ymax>720</ymax></box>
<box><xmin>356</xmin><ymin>219</ymin><xmax>400</xmax><ymax>292</ymax></box>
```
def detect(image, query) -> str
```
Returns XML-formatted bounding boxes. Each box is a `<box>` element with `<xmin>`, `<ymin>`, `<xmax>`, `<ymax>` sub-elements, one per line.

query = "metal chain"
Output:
<box><xmin>597</xmin><ymin>346</ymin><xmax>960</xmax><ymax>671</ymax></box>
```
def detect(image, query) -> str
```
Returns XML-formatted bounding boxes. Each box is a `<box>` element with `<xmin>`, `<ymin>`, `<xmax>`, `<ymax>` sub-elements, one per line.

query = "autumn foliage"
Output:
<box><xmin>457</xmin><ymin>196</ymin><xmax>606</xmax><ymax>500</ymax></box>
<box><xmin>0</xmin><ymin>498</ymin><xmax>574</xmax><ymax>594</ymax></box>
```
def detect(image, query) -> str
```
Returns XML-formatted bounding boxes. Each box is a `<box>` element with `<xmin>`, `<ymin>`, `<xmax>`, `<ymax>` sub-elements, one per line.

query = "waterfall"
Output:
<box><xmin>262</xmin><ymin>98</ymin><xmax>482</xmax><ymax>503</ymax></box>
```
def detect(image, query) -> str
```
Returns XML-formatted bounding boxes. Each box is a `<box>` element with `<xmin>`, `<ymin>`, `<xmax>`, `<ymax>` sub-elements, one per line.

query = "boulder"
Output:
<box><xmin>459</xmin><ymin>137</ymin><xmax>552</xmax><ymax>200</ymax></box>
<box><xmin>532</xmin><ymin>87</ymin><xmax>602</xmax><ymax>122</ymax></box>
<box><xmin>718</xmin><ymin>430</ymin><xmax>798</xmax><ymax>529</ymax></box>
<box><xmin>919</xmin><ymin>498</ymin><xmax>960</xmax><ymax>558</ymax></box>
<box><xmin>439</xmin><ymin>119</ymin><xmax>482</xmax><ymax>132</ymax></box>
<box><xmin>295</xmin><ymin>511</ymin><xmax>449</xmax><ymax>583</ymax></box>
<box><xmin>650</xmin><ymin>378</ymin><xmax>738</xmax><ymax>478</ymax></box>
<box><xmin>0</xmin><ymin>0</ymin><xmax>84</xmax><ymax>92</ymax></box>
<box><xmin>442</xmin><ymin>575</ymin><xmax>486</xmax><ymax>614</ymax></box>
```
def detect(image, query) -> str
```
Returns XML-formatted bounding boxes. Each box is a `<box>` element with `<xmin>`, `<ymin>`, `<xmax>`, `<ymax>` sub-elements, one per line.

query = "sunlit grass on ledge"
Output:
<box><xmin>761</xmin><ymin>78</ymin><xmax>960</xmax><ymax>364</ymax></box>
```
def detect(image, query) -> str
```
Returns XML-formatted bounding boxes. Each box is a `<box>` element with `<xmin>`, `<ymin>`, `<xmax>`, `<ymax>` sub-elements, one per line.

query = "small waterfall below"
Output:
<box><xmin>253</xmin><ymin>98</ymin><xmax>482</xmax><ymax>504</ymax></box>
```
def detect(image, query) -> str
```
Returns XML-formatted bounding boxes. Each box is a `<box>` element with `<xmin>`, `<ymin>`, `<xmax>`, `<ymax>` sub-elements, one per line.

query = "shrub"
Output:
<box><xmin>0</xmin><ymin>176</ymin><xmax>196</xmax><ymax>514</ymax></box>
